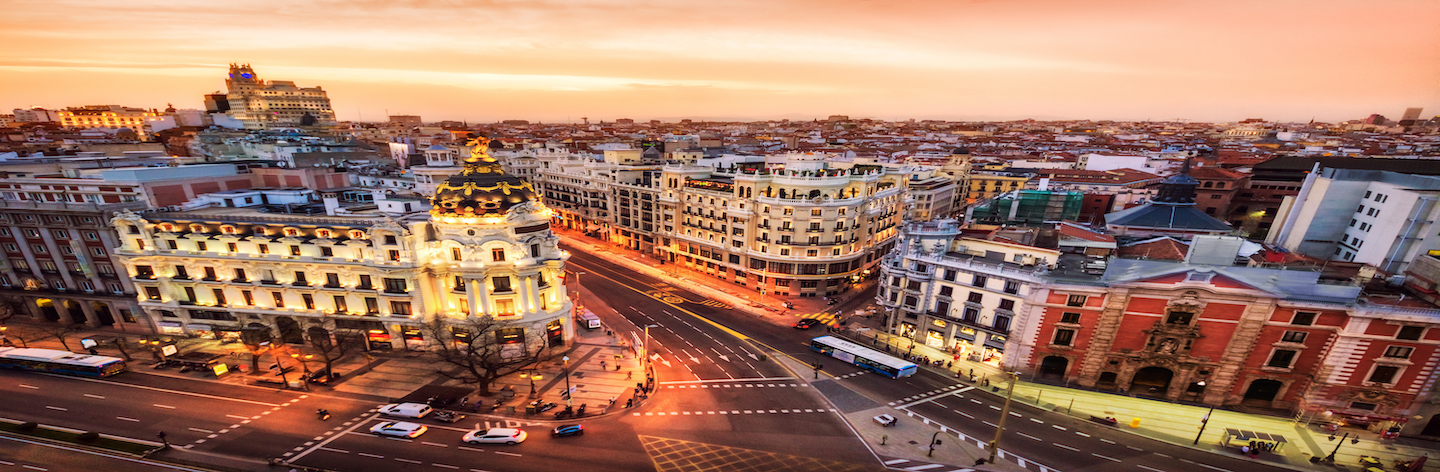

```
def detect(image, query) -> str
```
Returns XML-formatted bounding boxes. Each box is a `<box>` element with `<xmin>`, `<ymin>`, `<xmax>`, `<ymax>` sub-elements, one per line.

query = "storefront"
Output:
<box><xmin>952</xmin><ymin>328</ymin><xmax>976</xmax><ymax>356</ymax></box>
<box><xmin>366</xmin><ymin>329</ymin><xmax>393</xmax><ymax>350</ymax></box>
<box><xmin>186</xmin><ymin>324</ymin><xmax>215</xmax><ymax>340</ymax></box>
<box><xmin>214</xmin><ymin>326</ymin><xmax>245</xmax><ymax>344</ymax></box>
<box><xmin>546</xmin><ymin>320</ymin><xmax>564</xmax><ymax>347</ymax></box>
<box><xmin>156</xmin><ymin>321</ymin><xmax>184</xmax><ymax>335</ymax></box>
<box><xmin>401</xmin><ymin>326</ymin><xmax>425</xmax><ymax>350</ymax></box>
<box><xmin>982</xmin><ymin>334</ymin><xmax>1007</xmax><ymax>366</ymax></box>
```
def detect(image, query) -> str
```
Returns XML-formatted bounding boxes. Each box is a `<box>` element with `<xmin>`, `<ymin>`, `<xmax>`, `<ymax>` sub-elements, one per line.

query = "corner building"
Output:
<box><xmin>112</xmin><ymin>140</ymin><xmax>571</xmax><ymax>349</ymax></box>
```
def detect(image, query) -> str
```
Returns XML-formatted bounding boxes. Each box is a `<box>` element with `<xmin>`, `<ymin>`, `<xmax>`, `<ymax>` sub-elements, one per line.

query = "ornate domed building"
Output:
<box><xmin>416</xmin><ymin>136</ymin><xmax>572</xmax><ymax>347</ymax></box>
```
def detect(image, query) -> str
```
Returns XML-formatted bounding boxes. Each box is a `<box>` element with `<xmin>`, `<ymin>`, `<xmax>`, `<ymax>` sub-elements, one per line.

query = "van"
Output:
<box><xmin>577</xmin><ymin>311</ymin><xmax>601</xmax><ymax>330</ymax></box>
<box><xmin>378</xmin><ymin>402</ymin><xmax>433</xmax><ymax>418</ymax></box>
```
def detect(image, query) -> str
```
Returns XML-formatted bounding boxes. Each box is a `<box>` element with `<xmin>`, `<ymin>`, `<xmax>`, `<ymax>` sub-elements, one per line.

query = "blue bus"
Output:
<box><xmin>0</xmin><ymin>347</ymin><xmax>127</xmax><ymax>378</ymax></box>
<box><xmin>810</xmin><ymin>336</ymin><xmax>918</xmax><ymax>378</ymax></box>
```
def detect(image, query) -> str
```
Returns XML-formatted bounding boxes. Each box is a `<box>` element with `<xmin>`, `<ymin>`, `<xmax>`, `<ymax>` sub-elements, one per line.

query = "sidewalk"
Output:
<box><xmin>833</xmin><ymin>310</ymin><xmax>1440</xmax><ymax>471</ymax></box>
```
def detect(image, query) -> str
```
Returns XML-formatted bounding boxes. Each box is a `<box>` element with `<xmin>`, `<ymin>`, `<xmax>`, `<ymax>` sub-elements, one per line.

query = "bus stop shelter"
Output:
<box><xmin>1221</xmin><ymin>428</ymin><xmax>1288</xmax><ymax>452</ymax></box>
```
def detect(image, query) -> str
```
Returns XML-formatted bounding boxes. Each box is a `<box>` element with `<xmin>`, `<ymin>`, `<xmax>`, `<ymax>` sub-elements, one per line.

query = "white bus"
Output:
<box><xmin>0</xmin><ymin>347</ymin><xmax>128</xmax><ymax>378</ymax></box>
<box><xmin>809</xmin><ymin>336</ymin><xmax>918</xmax><ymax>379</ymax></box>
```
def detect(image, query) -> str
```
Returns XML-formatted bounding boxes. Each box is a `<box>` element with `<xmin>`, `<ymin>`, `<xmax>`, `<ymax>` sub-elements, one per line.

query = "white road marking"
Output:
<box><xmin>188</xmin><ymin>428</ymin><xmax>213</xmax><ymax>434</ymax></box>
<box><xmin>422</xmin><ymin>441</ymin><xmax>448</xmax><ymax>447</ymax></box>
<box><xmin>983</xmin><ymin>421</ymin><xmax>998</xmax><ymax>428</ymax></box>
<box><xmin>358</xmin><ymin>453</ymin><xmax>383</xmax><ymax>458</ymax></box>
<box><xmin>1196</xmin><ymin>464</ymin><xmax>1231</xmax><ymax>472</ymax></box>
<box><xmin>1075</xmin><ymin>432</ymin><xmax>1090</xmax><ymax>437</ymax></box>
<box><xmin>1092</xmin><ymin>453</ymin><xmax>1120</xmax><ymax>462</ymax></box>
<box><xmin>495</xmin><ymin>451</ymin><xmax>522</xmax><ymax>457</ymax></box>
<box><xmin>1053</xmin><ymin>443</ymin><xmax>1079</xmax><ymax>452</ymax></box>
<box><xmin>883</xmin><ymin>459</ymin><xmax>909</xmax><ymax>465</ymax></box>
<box><xmin>83</xmin><ymin>394</ymin><xmax>105</xmax><ymax>399</ymax></box>
<box><xmin>18</xmin><ymin>385</ymin><xmax>38</xmax><ymax>389</ymax></box>
<box><xmin>22</xmin><ymin>465</ymin><xmax>46</xmax><ymax>471</ymax></box>
<box><xmin>152</xmin><ymin>404</ymin><xmax>176</xmax><ymax>409</ymax></box>
<box><xmin>1029</xmin><ymin>418</ymin><xmax>1044</xmax><ymax>423</ymax></box>
<box><xmin>1099</xmin><ymin>438</ymin><xmax>1115</xmax><ymax>444</ymax></box>
<box><xmin>1138</xmin><ymin>466</ymin><xmax>1166</xmax><ymax>472</ymax></box>
<box><xmin>318</xmin><ymin>447</ymin><xmax>348</xmax><ymax>453</ymax></box>
<box><xmin>458</xmin><ymin>446</ymin><xmax>484</xmax><ymax>452</ymax></box>
<box><xmin>433</xmin><ymin>464</ymin><xmax>459</xmax><ymax>470</ymax></box>
<box><xmin>954</xmin><ymin>410</ymin><xmax>974</xmax><ymax>419</ymax></box>
<box><xmin>395</xmin><ymin>458</ymin><xmax>421</xmax><ymax>464</ymax></box>
<box><xmin>116</xmin><ymin>417</ymin><xmax>139</xmax><ymax>422</ymax></box>
<box><xmin>44</xmin><ymin>406</ymin><xmax>66</xmax><ymax>411</ymax></box>
<box><xmin>1128</xmin><ymin>446</ymin><xmax>1144</xmax><ymax>451</ymax></box>
<box><xmin>1051</xmin><ymin>425</ymin><xmax>1066</xmax><ymax>431</ymax></box>
<box><xmin>1017</xmin><ymin>432</ymin><xmax>1041</xmax><ymax>441</ymax></box>
<box><xmin>226</xmin><ymin>415</ymin><xmax>249</xmax><ymax>420</ymax></box>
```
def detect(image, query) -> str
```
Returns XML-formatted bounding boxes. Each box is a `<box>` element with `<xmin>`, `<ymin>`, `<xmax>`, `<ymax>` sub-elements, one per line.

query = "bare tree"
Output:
<box><xmin>32</xmin><ymin>322</ymin><xmax>85</xmax><ymax>352</ymax></box>
<box><xmin>239</xmin><ymin>324</ymin><xmax>276</xmax><ymax>374</ymax></box>
<box><xmin>310</xmin><ymin>326</ymin><xmax>367</xmax><ymax>380</ymax></box>
<box><xmin>0</xmin><ymin>294</ymin><xmax>26</xmax><ymax>325</ymax></box>
<box><xmin>423</xmin><ymin>317</ymin><xmax>559</xmax><ymax>396</ymax></box>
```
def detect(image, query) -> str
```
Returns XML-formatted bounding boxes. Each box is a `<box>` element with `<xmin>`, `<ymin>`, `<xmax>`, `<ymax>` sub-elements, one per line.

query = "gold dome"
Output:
<box><xmin>429</xmin><ymin>136</ymin><xmax>538</xmax><ymax>217</ymax></box>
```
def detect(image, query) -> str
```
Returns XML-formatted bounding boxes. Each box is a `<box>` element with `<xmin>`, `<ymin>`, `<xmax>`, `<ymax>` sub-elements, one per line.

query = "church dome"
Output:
<box><xmin>429</xmin><ymin>136</ymin><xmax>537</xmax><ymax>217</ymax></box>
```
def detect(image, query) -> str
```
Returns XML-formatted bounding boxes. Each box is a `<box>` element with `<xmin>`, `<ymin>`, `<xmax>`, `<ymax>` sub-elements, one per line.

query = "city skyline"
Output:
<box><xmin>2</xmin><ymin>0</ymin><xmax>1438</xmax><ymax>123</ymax></box>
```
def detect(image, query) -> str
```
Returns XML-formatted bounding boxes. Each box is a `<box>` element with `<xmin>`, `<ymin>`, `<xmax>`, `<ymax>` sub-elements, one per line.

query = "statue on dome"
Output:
<box><xmin>465</xmin><ymin>136</ymin><xmax>495</xmax><ymax>164</ymax></box>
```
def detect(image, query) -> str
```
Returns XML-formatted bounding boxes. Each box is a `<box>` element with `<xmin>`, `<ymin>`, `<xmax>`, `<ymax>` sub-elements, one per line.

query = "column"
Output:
<box><xmin>76</xmin><ymin>299</ymin><xmax>101</xmax><ymax>327</ymax></box>
<box><xmin>525</xmin><ymin>276</ymin><xmax>540</xmax><ymax>314</ymax></box>
<box><xmin>476</xmin><ymin>277</ymin><xmax>492</xmax><ymax>316</ymax></box>
<box><xmin>52</xmin><ymin>299</ymin><xmax>78</xmax><ymax>325</ymax></box>
<box><xmin>465</xmin><ymin>278</ymin><xmax>478</xmax><ymax>317</ymax></box>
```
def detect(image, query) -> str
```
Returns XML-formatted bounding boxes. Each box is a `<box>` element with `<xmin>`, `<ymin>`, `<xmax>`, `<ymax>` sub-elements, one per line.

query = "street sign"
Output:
<box><xmin>212</xmin><ymin>363</ymin><xmax>229</xmax><ymax>376</ymax></box>
<box><xmin>80</xmin><ymin>338</ymin><xmax>97</xmax><ymax>349</ymax></box>
<box><xmin>160</xmin><ymin>344</ymin><xmax>178</xmax><ymax>357</ymax></box>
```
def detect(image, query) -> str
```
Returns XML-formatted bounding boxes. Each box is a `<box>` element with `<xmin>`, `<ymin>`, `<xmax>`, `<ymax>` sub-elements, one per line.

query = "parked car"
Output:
<box><xmin>793</xmin><ymin>319</ymin><xmax>823</xmax><ymax>330</ymax></box>
<box><xmin>306</xmin><ymin>367</ymin><xmax>340</xmax><ymax>384</ymax></box>
<box><xmin>370</xmin><ymin>421</ymin><xmax>427</xmax><ymax>438</ymax></box>
<box><xmin>462</xmin><ymin>428</ymin><xmax>527</xmax><ymax>445</ymax></box>
<box><xmin>552</xmin><ymin>424</ymin><xmax>584</xmax><ymax>437</ymax></box>
<box><xmin>378</xmin><ymin>403</ymin><xmax>433</xmax><ymax>418</ymax></box>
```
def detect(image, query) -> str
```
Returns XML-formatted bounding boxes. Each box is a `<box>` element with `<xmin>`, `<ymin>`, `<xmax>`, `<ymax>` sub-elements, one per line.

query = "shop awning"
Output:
<box><xmin>1223</xmin><ymin>429</ymin><xmax>1288</xmax><ymax>443</ymax></box>
<box><xmin>156</xmin><ymin>321</ymin><xmax>182</xmax><ymax>328</ymax></box>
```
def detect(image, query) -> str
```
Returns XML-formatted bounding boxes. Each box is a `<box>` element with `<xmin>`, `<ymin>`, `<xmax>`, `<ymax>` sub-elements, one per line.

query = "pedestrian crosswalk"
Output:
<box><xmin>797</xmin><ymin>312</ymin><xmax>841</xmax><ymax>326</ymax></box>
<box><xmin>881</xmin><ymin>457</ymin><xmax>977</xmax><ymax>472</ymax></box>
<box><xmin>667</xmin><ymin>382</ymin><xmax>809</xmax><ymax>389</ymax></box>
<box><xmin>634</xmin><ymin>408</ymin><xmax>837</xmax><ymax>416</ymax></box>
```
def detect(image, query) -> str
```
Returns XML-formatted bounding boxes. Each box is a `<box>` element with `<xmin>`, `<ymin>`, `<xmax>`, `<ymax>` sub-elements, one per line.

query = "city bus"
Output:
<box><xmin>810</xmin><ymin>336</ymin><xmax>918</xmax><ymax>379</ymax></box>
<box><xmin>0</xmin><ymin>347</ymin><xmax>128</xmax><ymax>378</ymax></box>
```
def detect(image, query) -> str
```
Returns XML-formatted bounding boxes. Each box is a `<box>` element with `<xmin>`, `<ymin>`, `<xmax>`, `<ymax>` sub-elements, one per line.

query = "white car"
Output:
<box><xmin>461</xmin><ymin>427</ymin><xmax>527</xmax><ymax>445</ymax></box>
<box><xmin>370</xmin><ymin>421</ymin><xmax>427</xmax><ymax>438</ymax></box>
<box><xmin>377</xmin><ymin>402</ymin><xmax>433</xmax><ymax>418</ymax></box>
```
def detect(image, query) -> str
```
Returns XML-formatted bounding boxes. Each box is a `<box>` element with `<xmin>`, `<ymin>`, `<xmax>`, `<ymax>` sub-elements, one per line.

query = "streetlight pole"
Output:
<box><xmin>1194</xmin><ymin>405</ymin><xmax>1214</xmax><ymax>445</ymax></box>
<box><xmin>986</xmin><ymin>371</ymin><xmax>1019</xmax><ymax>465</ymax></box>
<box><xmin>269</xmin><ymin>343</ymin><xmax>289</xmax><ymax>388</ymax></box>
<box><xmin>928</xmin><ymin>431</ymin><xmax>943</xmax><ymax>457</ymax></box>
<box><xmin>1325</xmin><ymin>432</ymin><xmax>1359</xmax><ymax>462</ymax></box>
<box><xmin>561</xmin><ymin>355</ymin><xmax>572</xmax><ymax>408</ymax></box>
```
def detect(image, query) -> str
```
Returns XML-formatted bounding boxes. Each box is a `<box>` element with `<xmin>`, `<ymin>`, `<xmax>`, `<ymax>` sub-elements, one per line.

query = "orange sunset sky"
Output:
<box><xmin>2</xmin><ymin>0</ymin><xmax>1438</xmax><ymax>123</ymax></box>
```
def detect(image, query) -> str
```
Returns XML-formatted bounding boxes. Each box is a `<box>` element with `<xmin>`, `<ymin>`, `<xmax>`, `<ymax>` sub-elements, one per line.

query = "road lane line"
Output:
<box><xmin>83</xmin><ymin>394</ymin><xmax>105</xmax><ymax>399</ymax></box>
<box><xmin>422</xmin><ymin>441</ymin><xmax>448</xmax><ymax>447</ymax></box>
<box><xmin>495</xmin><ymin>451</ymin><xmax>522</xmax><ymax>457</ymax></box>
<box><xmin>116</xmin><ymin>417</ymin><xmax>139</xmax><ymax>422</ymax></box>
<box><xmin>44</xmin><ymin>406</ymin><xmax>66</xmax><ymax>411</ymax></box>
<box><xmin>1017</xmin><ymin>432</ymin><xmax>1041</xmax><ymax>441</ymax></box>
<box><xmin>395</xmin><ymin>458</ymin><xmax>421</xmax><ymax>464</ymax></box>
<box><xmin>0</xmin><ymin>460</ymin><xmax>11</xmax><ymax>465</ymax></box>
<box><xmin>1052</xmin><ymin>425</ymin><xmax>1067</xmax><ymax>431</ymax></box>
<box><xmin>434</xmin><ymin>464</ymin><xmax>459</xmax><ymax>469</ymax></box>
<box><xmin>152</xmin><ymin>404</ymin><xmax>176</xmax><ymax>409</ymax></box>
<box><xmin>1029</xmin><ymin>418</ymin><xmax>1044</xmax><ymax>423</ymax></box>
<box><xmin>1196</xmin><ymin>464</ymin><xmax>1231</xmax><ymax>472</ymax></box>
<box><xmin>458</xmin><ymin>446</ymin><xmax>484</xmax><ymax>453</ymax></box>
<box><xmin>225</xmin><ymin>414</ymin><xmax>249</xmax><ymax>420</ymax></box>
<box><xmin>1092</xmin><ymin>453</ymin><xmax>1120</xmax><ymax>462</ymax></box>
<box><xmin>1154</xmin><ymin>453</ymin><xmax>1172</xmax><ymax>458</ymax></box>
<box><xmin>318</xmin><ymin>447</ymin><xmax>348</xmax><ymax>453</ymax></box>
<box><xmin>1138</xmin><ymin>466</ymin><xmax>1165</xmax><ymax>472</ymax></box>
<box><xmin>18</xmin><ymin>385</ymin><xmax>38</xmax><ymax>389</ymax></box>
<box><xmin>288</xmin><ymin>414</ymin><xmax>380</xmax><ymax>462</ymax></box>
<box><xmin>983</xmin><ymin>421</ymin><xmax>998</xmax><ymax>428</ymax></box>
<box><xmin>1075</xmin><ymin>432</ymin><xmax>1090</xmax><ymax>437</ymax></box>
<box><xmin>1128</xmin><ymin>446</ymin><xmax>1144</xmax><ymax>451</ymax></box>
<box><xmin>358</xmin><ymin>453</ymin><xmax>384</xmax><ymax>458</ymax></box>
<box><xmin>1099</xmin><ymin>438</ymin><xmax>1115</xmax><ymax>444</ymax></box>
<box><xmin>39</xmin><ymin>374</ymin><xmax>280</xmax><ymax>406</ymax></box>
<box><xmin>1052</xmin><ymin>443</ymin><xmax>1079</xmax><ymax>452</ymax></box>
<box><xmin>188</xmin><ymin>428</ymin><xmax>213</xmax><ymax>434</ymax></box>
<box><xmin>953</xmin><ymin>410</ymin><xmax>974</xmax><ymax>419</ymax></box>
<box><xmin>21</xmin><ymin>465</ymin><xmax>46</xmax><ymax>471</ymax></box>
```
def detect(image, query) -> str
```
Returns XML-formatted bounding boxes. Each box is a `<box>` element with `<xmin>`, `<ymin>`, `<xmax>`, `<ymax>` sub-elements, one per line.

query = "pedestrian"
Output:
<box><xmin>601</xmin><ymin>360</ymin><xmax>607</xmax><ymax>370</ymax></box>
<box><xmin>625</xmin><ymin>398</ymin><xmax>633</xmax><ymax>408</ymax></box>
<box><xmin>609</xmin><ymin>396</ymin><xmax>617</xmax><ymax>406</ymax></box>
<box><xmin>627</xmin><ymin>371</ymin><xmax>633</xmax><ymax>379</ymax></box>
<box><xmin>634</xmin><ymin>387</ymin><xmax>640</xmax><ymax>396</ymax></box>
<box><xmin>945</xmin><ymin>361</ymin><xmax>952</xmax><ymax>369</ymax></box>
<box><xmin>616</xmin><ymin>364</ymin><xmax>621</xmax><ymax>371</ymax></box>
<box><xmin>460</xmin><ymin>396</ymin><xmax>469</xmax><ymax>407</ymax></box>
<box><xmin>1241</xmin><ymin>445</ymin><xmax>1250</xmax><ymax>456</ymax></box>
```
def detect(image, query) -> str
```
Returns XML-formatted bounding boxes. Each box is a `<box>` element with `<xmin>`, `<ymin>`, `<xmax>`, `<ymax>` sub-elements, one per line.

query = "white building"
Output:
<box><xmin>1277</xmin><ymin>168</ymin><xmax>1440</xmax><ymax>275</ymax></box>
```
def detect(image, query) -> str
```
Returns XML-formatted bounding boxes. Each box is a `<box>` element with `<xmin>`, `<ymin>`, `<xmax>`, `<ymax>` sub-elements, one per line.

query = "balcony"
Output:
<box><xmin>231</xmin><ymin>278</ymin><xmax>250</xmax><ymax>283</ymax></box>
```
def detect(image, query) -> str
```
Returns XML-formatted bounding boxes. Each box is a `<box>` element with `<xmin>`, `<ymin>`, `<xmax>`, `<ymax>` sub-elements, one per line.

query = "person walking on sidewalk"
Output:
<box><xmin>626</xmin><ymin>371</ymin><xmax>633</xmax><ymax>379</ymax></box>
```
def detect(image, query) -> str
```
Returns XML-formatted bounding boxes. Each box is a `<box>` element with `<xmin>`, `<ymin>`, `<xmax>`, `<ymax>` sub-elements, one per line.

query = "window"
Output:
<box><xmin>271</xmin><ymin>292</ymin><xmax>286</xmax><ymax>308</ymax></box>
<box><xmin>358</xmin><ymin>275</ymin><xmax>372</xmax><ymax>289</ymax></box>
<box><xmin>1384</xmin><ymin>346</ymin><xmax>1415</xmax><ymax>359</ymax></box>
<box><xmin>492</xmin><ymin>276</ymin><xmax>513</xmax><ymax>292</ymax></box>
<box><xmin>302</xmin><ymin>294</ymin><xmax>315</xmax><ymax>310</ymax></box>
<box><xmin>1165</xmin><ymin>311</ymin><xmax>1193</xmax><ymax>325</ymax></box>
<box><xmin>1397</xmin><ymin>326</ymin><xmax>1425</xmax><ymax>340</ymax></box>
<box><xmin>332</xmin><ymin>295</ymin><xmax>348</xmax><ymax>312</ymax></box>
<box><xmin>233</xmin><ymin>268</ymin><xmax>247</xmax><ymax>282</ymax></box>
<box><xmin>257</xmin><ymin>244</ymin><xmax>269</xmax><ymax>254</ymax></box>
<box><xmin>196</xmin><ymin>241</ymin><xmax>207</xmax><ymax>252</ymax></box>
<box><xmin>145</xmin><ymin>286</ymin><xmax>161</xmax><ymax>300</ymax></box>
<box><xmin>1368</xmin><ymin>365</ymin><xmax>1400</xmax><ymax>384</ymax></box>
<box><xmin>384</xmin><ymin>235</ymin><xmax>397</xmax><ymax>245</ymax></box>
<box><xmin>1290</xmin><ymin>311</ymin><xmax>1316</xmax><ymax>326</ymax></box>
<box><xmin>388</xmin><ymin>250</ymin><xmax>400</xmax><ymax>261</ymax></box>
<box><xmin>290</xmin><ymin>245</ymin><xmax>301</xmax><ymax>256</ymax></box>
<box><xmin>52</xmin><ymin>230</ymin><xmax>67</xmax><ymax>239</ymax></box>
<box><xmin>32</xmin><ymin>244</ymin><xmax>47</xmax><ymax>254</ymax></box>
<box><xmin>383</xmin><ymin>278</ymin><xmax>408</xmax><ymax>293</ymax></box>
<box><xmin>530</xmin><ymin>244</ymin><xmax>541</xmax><ymax>258</ymax></box>
<box><xmin>242</xmin><ymin>290</ymin><xmax>254</xmax><ymax>305</ymax></box>
<box><xmin>1053</xmin><ymin>329</ymin><xmax>1075</xmax><ymax>346</ymax></box>
<box><xmin>1281</xmin><ymin>331</ymin><xmax>1308</xmax><ymax>343</ymax></box>
<box><xmin>967</xmin><ymin>292</ymin><xmax>983</xmax><ymax>303</ymax></box>
<box><xmin>135</xmin><ymin>265</ymin><xmax>155</xmax><ymax>279</ymax></box>
<box><xmin>973</xmin><ymin>275</ymin><xmax>988</xmax><ymax>288</ymax></box>
<box><xmin>492</xmin><ymin>248</ymin><xmax>506</xmax><ymax>261</ymax></box>
<box><xmin>1004</xmin><ymin>281</ymin><xmax>1019</xmax><ymax>294</ymax></box>
<box><xmin>1066</xmin><ymin>295</ymin><xmax>1087</xmax><ymax>307</ymax></box>
<box><xmin>998</xmin><ymin>299</ymin><xmax>1015</xmax><ymax>311</ymax></box>
<box><xmin>365</xmin><ymin>297</ymin><xmax>379</xmax><ymax>314</ymax></box>
<box><xmin>173</xmin><ymin>265</ymin><xmax>189</xmax><ymax>279</ymax></box>
<box><xmin>321</xmin><ymin>246</ymin><xmax>333</xmax><ymax>257</ymax></box>
<box><xmin>1267</xmin><ymin>349</ymin><xmax>1297</xmax><ymax>368</ymax></box>
<box><xmin>227</xmin><ymin>242</ymin><xmax>238</xmax><ymax>252</ymax></box>
<box><xmin>962</xmin><ymin>308</ymin><xmax>979</xmax><ymax>322</ymax></box>
<box><xmin>1060</xmin><ymin>312</ymin><xmax>1081</xmax><ymax>324</ymax></box>
<box><xmin>992</xmin><ymin>316</ymin><xmax>1010</xmax><ymax>332</ymax></box>
<box><xmin>293</xmin><ymin>271</ymin><xmax>308</xmax><ymax>286</ymax></box>
<box><xmin>943</xmin><ymin>269</ymin><xmax>956</xmax><ymax>281</ymax></box>
<box><xmin>212</xmin><ymin>289</ymin><xmax>226</xmax><ymax>305</ymax></box>
<box><xmin>939</xmin><ymin>286</ymin><xmax>953</xmax><ymax>297</ymax></box>
<box><xmin>390</xmin><ymin>301</ymin><xmax>412</xmax><ymax>316</ymax></box>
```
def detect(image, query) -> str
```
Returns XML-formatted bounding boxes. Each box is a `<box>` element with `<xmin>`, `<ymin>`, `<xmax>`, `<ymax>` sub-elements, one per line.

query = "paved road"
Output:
<box><xmin>564</xmin><ymin>244</ymin><xmax>1296</xmax><ymax>472</ymax></box>
<box><xmin>0</xmin><ymin>434</ymin><xmax>217</xmax><ymax>472</ymax></box>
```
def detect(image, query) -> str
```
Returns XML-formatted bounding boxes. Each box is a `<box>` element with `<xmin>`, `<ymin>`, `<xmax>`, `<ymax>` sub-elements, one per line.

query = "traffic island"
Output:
<box><xmin>0</xmin><ymin>417</ymin><xmax>160</xmax><ymax>455</ymax></box>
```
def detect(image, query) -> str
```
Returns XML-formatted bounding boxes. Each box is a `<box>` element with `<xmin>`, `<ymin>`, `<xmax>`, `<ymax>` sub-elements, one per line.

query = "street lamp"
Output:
<box><xmin>984</xmin><ymin>371</ymin><xmax>1020</xmax><ymax>465</ymax></box>
<box><xmin>570</xmin><ymin>271</ymin><xmax>586</xmax><ymax>302</ymax></box>
<box><xmin>527</xmin><ymin>370</ymin><xmax>542</xmax><ymax>395</ymax></box>
<box><xmin>1324</xmin><ymin>432</ymin><xmax>1361</xmax><ymax>462</ymax></box>
<box><xmin>561</xmin><ymin>355</ymin><xmax>572</xmax><ymax>408</ymax></box>
<box><xmin>267</xmin><ymin>343</ymin><xmax>289</xmax><ymax>388</ymax></box>
<box><xmin>290</xmin><ymin>352</ymin><xmax>312</xmax><ymax>391</ymax></box>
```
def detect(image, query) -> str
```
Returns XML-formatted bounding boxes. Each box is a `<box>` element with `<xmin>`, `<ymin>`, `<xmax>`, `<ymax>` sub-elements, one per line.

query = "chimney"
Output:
<box><xmin>322</xmin><ymin>192</ymin><xmax>340</xmax><ymax>216</ymax></box>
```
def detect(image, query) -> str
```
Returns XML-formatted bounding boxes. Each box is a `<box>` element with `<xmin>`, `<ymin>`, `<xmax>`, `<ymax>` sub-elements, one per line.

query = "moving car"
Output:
<box><xmin>370</xmin><ymin>421</ymin><xmax>427</xmax><ymax>438</ymax></box>
<box><xmin>378</xmin><ymin>402</ymin><xmax>433</xmax><ymax>418</ymax></box>
<box><xmin>793</xmin><ymin>319</ymin><xmax>823</xmax><ymax>330</ymax></box>
<box><xmin>462</xmin><ymin>428</ymin><xmax>527</xmax><ymax>445</ymax></box>
<box><xmin>552</xmin><ymin>424</ymin><xmax>584</xmax><ymax>437</ymax></box>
